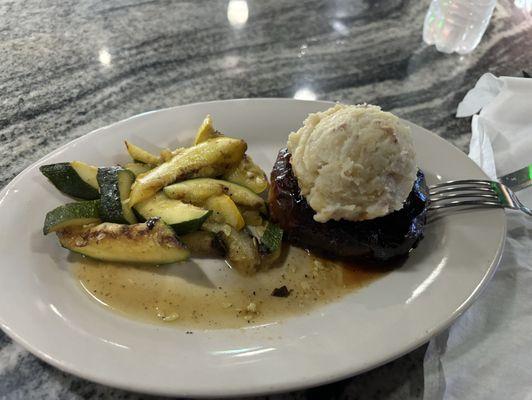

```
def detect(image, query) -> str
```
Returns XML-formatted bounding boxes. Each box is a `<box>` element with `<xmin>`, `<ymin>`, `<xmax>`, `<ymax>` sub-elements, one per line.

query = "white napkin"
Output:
<box><xmin>515</xmin><ymin>0</ymin><xmax>532</xmax><ymax>12</ymax></box>
<box><xmin>423</xmin><ymin>74</ymin><xmax>532</xmax><ymax>400</ymax></box>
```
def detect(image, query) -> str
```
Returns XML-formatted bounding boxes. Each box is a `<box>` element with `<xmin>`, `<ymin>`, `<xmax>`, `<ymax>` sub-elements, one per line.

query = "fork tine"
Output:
<box><xmin>429</xmin><ymin>199</ymin><xmax>503</xmax><ymax>211</ymax></box>
<box><xmin>429</xmin><ymin>179</ymin><xmax>493</xmax><ymax>190</ymax></box>
<box><xmin>429</xmin><ymin>186</ymin><xmax>494</xmax><ymax>196</ymax></box>
<box><xmin>429</xmin><ymin>179</ymin><xmax>531</xmax><ymax>216</ymax></box>
<box><xmin>429</xmin><ymin>192</ymin><xmax>498</xmax><ymax>203</ymax></box>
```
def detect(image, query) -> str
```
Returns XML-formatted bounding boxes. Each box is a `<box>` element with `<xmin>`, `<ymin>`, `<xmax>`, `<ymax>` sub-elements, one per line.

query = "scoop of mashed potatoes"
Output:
<box><xmin>287</xmin><ymin>104</ymin><xmax>417</xmax><ymax>223</ymax></box>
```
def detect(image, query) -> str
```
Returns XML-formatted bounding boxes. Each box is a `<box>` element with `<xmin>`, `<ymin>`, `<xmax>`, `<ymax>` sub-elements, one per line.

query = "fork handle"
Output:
<box><xmin>498</xmin><ymin>163</ymin><xmax>532</xmax><ymax>192</ymax></box>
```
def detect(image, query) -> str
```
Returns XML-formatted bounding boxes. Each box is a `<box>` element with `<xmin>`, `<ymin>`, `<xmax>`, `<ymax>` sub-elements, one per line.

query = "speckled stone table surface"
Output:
<box><xmin>1</xmin><ymin>0</ymin><xmax>531</xmax><ymax>398</ymax></box>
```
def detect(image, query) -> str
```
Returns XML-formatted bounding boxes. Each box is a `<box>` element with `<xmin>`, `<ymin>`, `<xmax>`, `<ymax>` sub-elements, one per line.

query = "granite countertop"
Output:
<box><xmin>1</xmin><ymin>0</ymin><xmax>531</xmax><ymax>398</ymax></box>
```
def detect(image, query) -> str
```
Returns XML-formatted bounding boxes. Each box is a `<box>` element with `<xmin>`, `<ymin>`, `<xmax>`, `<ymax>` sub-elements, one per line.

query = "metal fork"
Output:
<box><xmin>429</xmin><ymin>178</ymin><xmax>532</xmax><ymax>216</ymax></box>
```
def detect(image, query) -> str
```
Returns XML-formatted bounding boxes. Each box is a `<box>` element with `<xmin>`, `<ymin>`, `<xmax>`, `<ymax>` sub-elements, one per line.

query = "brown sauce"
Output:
<box><xmin>74</xmin><ymin>246</ymin><xmax>388</xmax><ymax>329</ymax></box>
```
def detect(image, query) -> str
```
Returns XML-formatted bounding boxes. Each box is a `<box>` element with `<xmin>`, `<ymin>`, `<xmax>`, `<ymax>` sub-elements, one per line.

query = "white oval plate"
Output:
<box><xmin>0</xmin><ymin>99</ymin><xmax>505</xmax><ymax>397</ymax></box>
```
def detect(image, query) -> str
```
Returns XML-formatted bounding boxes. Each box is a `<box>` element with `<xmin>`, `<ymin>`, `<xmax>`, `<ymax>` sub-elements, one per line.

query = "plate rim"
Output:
<box><xmin>0</xmin><ymin>98</ymin><xmax>506</xmax><ymax>397</ymax></box>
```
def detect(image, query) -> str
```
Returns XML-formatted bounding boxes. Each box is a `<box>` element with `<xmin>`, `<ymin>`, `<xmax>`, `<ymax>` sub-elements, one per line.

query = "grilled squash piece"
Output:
<box><xmin>134</xmin><ymin>192</ymin><xmax>211</xmax><ymax>234</ymax></box>
<box><xmin>43</xmin><ymin>200</ymin><xmax>100</xmax><ymax>235</ymax></box>
<box><xmin>97</xmin><ymin>167</ymin><xmax>137</xmax><ymax>224</ymax></box>
<box><xmin>193</xmin><ymin>115</ymin><xmax>220</xmax><ymax>144</ymax></box>
<box><xmin>205</xmin><ymin>194</ymin><xmax>245</xmax><ymax>230</ymax></box>
<box><xmin>57</xmin><ymin>218</ymin><xmax>189</xmax><ymax>264</ymax></box>
<box><xmin>247</xmin><ymin>222</ymin><xmax>283</xmax><ymax>254</ymax></box>
<box><xmin>164</xmin><ymin>178</ymin><xmax>266</xmax><ymax>212</ymax></box>
<box><xmin>125</xmin><ymin>141</ymin><xmax>160</xmax><ymax>165</ymax></box>
<box><xmin>180</xmin><ymin>230</ymin><xmax>225</xmax><ymax>256</ymax></box>
<box><xmin>129</xmin><ymin>137</ymin><xmax>246</xmax><ymax>206</ymax></box>
<box><xmin>40</xmin><ymin>162</ymin><xmax>99</xmax><ymax>200</ymax></box>
<box><xmin>202</xmin><ymin>223</ymin><xmax>260</xmax><ymax>275</ymax></box>
<box><xmin>223</xmin><ymin>155</ymin><xmax>269</xmax><ymax>194</ymax></box>
<box><xmin>124</xmin><ymin>162</ymin><xmax>152</xmax><ymax>176</ymax></box>
<box><xmin>193</xmin><ymin>116</ymin><xmax>268</xmax><ymax>194</ymax></box>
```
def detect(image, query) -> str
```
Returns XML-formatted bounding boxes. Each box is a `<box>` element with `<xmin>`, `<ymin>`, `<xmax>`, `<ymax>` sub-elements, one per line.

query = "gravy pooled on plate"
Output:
<box><xmin>75</xmin><ymin>246</ymin><xmax>388</xmax><ymax>329</ymax></box>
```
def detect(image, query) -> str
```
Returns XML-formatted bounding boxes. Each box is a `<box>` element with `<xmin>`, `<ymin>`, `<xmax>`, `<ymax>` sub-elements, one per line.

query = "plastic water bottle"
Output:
<box><xmin>423</xmin><ymin>0</ymin><xmax>497</xmax><ymax>54</ymax></box>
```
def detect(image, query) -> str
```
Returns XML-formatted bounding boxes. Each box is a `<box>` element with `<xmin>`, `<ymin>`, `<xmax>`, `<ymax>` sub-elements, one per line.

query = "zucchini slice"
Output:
<box><xmin>223</xmin><ymin>155</ymin><xmax>269</xmax><ymax>194</ymax></box>
<box><xmin>40</xmin><ymin>162</ymin><xmax>99</xmax><ymax>200</ymax></box>
<box><xmin>134</xmin><ymin>192</ymin><xmax>211</xmax><ymax>234</ymax></box>
<box><xmin>129</xmin><ymin>137</ymin><xmax>247</xmax><ymax>206</ymax></box>
<box><xmin>164</xmin><ymin>178</ymin><xmax>266</xmax><ymax>212</ymax></box>
<box><xmin>247</xmin><ymin>222</ymin><xmax>283</xmax><ymax>254</ymax></box>
<box><xmin>222</xmin><ymin>227</ymin><xmax>260</xmax><ymax>274</ymax></box>
<box><xmin>203</xmin><ymin>223</ymin><xmax>260</xmax><ymax>275</ymax></box>
<box><xmin>123</xmin><ymin>162</ymin><xmax>152</xmax><ymax>176</ymax></box>
<box><xmin>57</xmin><ymin>218</ymin><xmax>189</xmax><ymax>264</ymax></box>
<box><xmin>205</xmin><ymin>194</ymin><xmax>245</xmax><ymax>230</ymax></box>
<box><xmin>71</xmin><ymin>161</ymin><xmax>99</xmax><ymax>191</ymax></box>
<box><xmin>261</xmin><ymin>223</ymin><xmax>283</xmax><ymax>253</ymax></box>
<box><xmin>124</xmin><ymin>141</ymin><xmax>160</xmax><ymax>165</ymax></box>
<box><xmin>43</xmin><ymin>200</ymin><xmax>100</xmax><ymax>235</ymax></box>
<box><xmin>97</xmin><ymin>167</ymin><xmax>137</xmax><ymax>224</ymax></box>
<box><xmin>180</xmin><ymin>230</ymin><xmax>225</xmax><ymax>256</ymax></box>
<box><xmin>241</xmin><ymin>209</ymin><xmax>263</xmax><ymax>226</ymax></box>
<box><xmin>193</xmin><ymin>115</ymin><xmax>220</xmax><ymax>145</ymax></box>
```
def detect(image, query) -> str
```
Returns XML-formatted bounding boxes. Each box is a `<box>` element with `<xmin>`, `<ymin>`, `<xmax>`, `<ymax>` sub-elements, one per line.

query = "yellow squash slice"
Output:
<box><xmin>129</xmin><ymin>137</ymin><xmax>246</xmax><ymax>206</ymax></box>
